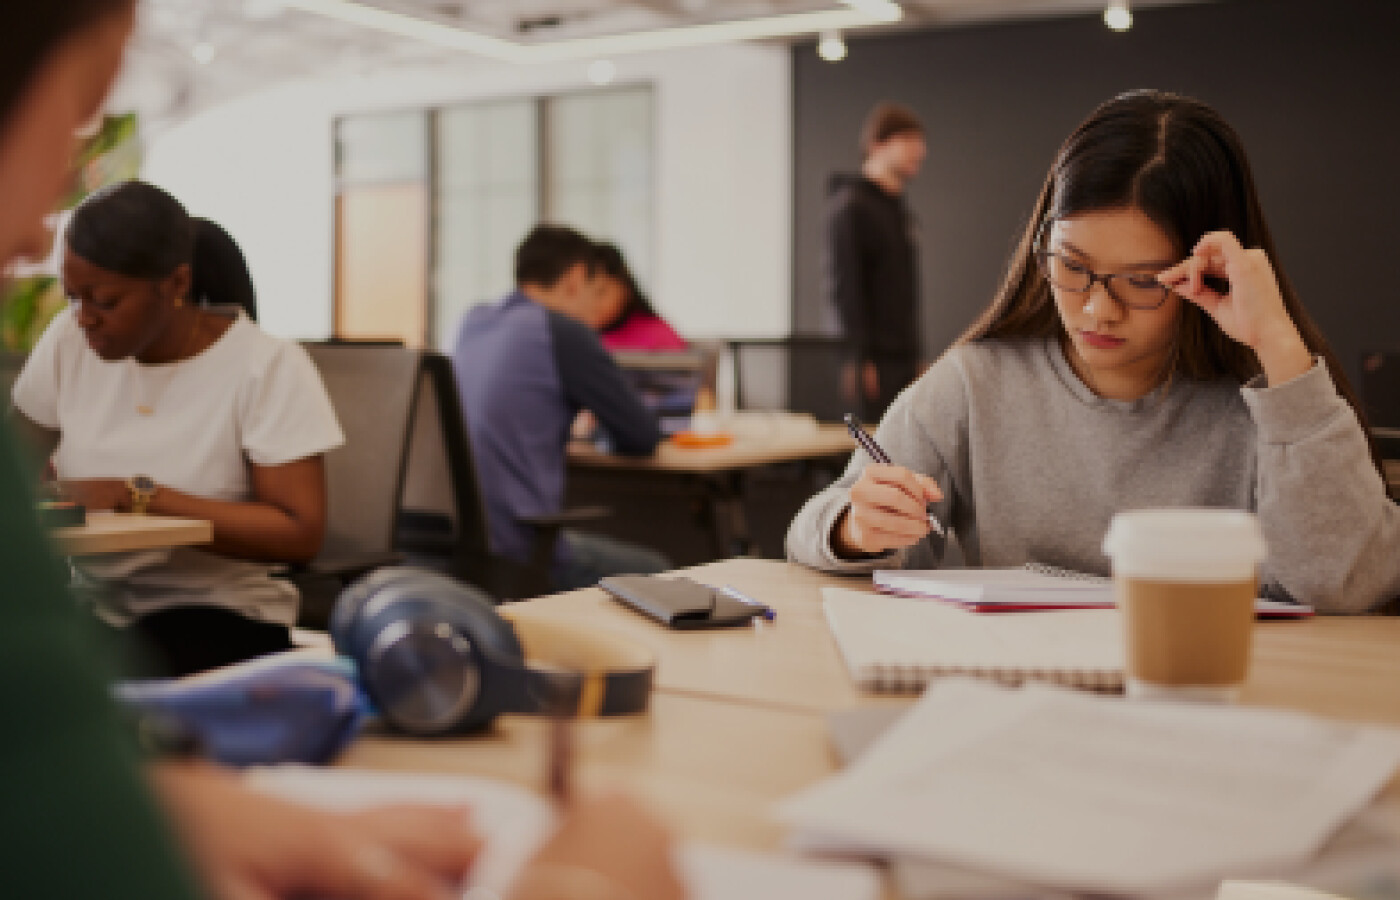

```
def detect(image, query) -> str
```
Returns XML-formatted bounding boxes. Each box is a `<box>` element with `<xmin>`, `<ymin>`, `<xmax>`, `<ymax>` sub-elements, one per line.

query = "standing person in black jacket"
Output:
<box><xmin>824</xmin><ymin>102</ymin><xmax>927</xmax><ymax>422</ymax></box>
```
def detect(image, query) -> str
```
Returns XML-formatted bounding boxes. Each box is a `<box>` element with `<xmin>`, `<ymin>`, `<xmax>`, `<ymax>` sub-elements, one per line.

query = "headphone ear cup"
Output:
<box><xmin>332</xmin><ymin>567</ymin><xmax>527</xmax><ymax>736</ymax></box>
<box><xmin>329</xmin><ymin>566</ymin><xmax>407</xmax><ymax>658</ymax></box>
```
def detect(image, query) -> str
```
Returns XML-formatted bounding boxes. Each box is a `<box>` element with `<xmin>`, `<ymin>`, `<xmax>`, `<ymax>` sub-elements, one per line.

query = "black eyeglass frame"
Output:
<box><xmin>1032</xmin><ymin>218</ymin><xmax>1174</xmax><ymax>312</ymax></box>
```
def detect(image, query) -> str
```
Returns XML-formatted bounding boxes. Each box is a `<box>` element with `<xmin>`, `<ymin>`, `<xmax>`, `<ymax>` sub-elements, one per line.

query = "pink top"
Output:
<box><xmin>600</xmin><ymin>312</ymin><xmax>687</xmax><ymax>352</ymax></box>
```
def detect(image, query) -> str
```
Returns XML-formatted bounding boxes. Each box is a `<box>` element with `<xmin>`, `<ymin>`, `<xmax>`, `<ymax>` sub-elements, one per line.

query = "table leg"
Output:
<box><xmin>700</xmin><ymin>472</ymin><xmax>753</xmax><ymax>558</ymax></box>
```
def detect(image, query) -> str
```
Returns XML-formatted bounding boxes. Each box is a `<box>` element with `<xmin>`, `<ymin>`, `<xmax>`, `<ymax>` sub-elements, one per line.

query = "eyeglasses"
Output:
<box><xmin>1034</xmin><ymin>247</ymin><xmax>1173</xmax><ymax>311</ymax></box>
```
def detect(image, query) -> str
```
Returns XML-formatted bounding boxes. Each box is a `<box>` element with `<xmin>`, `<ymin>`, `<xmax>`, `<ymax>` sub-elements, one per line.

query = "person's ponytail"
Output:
<box><xmin>191</xmin><ymin>219</ymin><xmax>258</xmax><ymax>320</ymax></box>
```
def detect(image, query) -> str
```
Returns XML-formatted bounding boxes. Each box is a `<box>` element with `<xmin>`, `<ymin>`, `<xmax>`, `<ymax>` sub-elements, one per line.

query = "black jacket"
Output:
<box><xmin>822</xmin><ymin>174</ymin><xmax>922</xmax><ymax>360</ymax></box>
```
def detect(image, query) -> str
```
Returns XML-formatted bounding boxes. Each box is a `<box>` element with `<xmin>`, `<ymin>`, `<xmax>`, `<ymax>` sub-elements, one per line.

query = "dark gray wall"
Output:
<box><xmin>792</xmin><ymin>0</ymin><xmax>1400</xmax><ymax>388</ymax></box>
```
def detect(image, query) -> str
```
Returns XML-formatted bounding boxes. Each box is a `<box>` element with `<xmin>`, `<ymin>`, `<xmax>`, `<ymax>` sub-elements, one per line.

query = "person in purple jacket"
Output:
<box><xmin>451</xmin><ymin>224</ymin><xmax>671</xmax><ymax>590</ymax></box>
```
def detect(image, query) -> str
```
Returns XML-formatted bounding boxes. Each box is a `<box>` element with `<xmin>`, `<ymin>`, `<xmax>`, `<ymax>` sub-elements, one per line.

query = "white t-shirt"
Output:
<box><xmin>12</xmin><ymin>308</ymin><xmax>345</xmax><ymax>626</ymax></box>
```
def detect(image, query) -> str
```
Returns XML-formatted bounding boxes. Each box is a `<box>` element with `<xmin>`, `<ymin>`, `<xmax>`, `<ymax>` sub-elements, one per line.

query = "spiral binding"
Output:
<box><xmin>1022</xmin><ymin>562</ymin><xmax>1111</xmax><ymax>583</ymax></box>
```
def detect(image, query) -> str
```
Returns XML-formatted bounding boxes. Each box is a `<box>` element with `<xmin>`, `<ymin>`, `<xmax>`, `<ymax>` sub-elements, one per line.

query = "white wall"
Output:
<box><xmin>143</xmin><ymin>43</ymin><xmax>793</xmax><ymax>342</ymax></box>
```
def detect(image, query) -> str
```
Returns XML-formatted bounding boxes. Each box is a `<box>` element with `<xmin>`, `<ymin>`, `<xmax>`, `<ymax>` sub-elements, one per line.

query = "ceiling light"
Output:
<box><xmin>1103</xmin><ymin>2</ymin><xmax>1133</xmax><ymax>31</ymax></box>
<box><xmin>192</xmin><ymin>42</ymin><xmax>218</xmax><ymax>65</ymax></box>
<box><xmin>588</xmin><ymin>59</ymin><xmax>617</xmax><ymax>86</ymax></box>
<box><xmin>817</xmin><ymin>31</ymin><xmax>847</xmax><ymax>62</ymax></box>
<box><xmin>278</xmin><ymin>0</ymin><xmax>903</xmax><ymax>64</ymax></box>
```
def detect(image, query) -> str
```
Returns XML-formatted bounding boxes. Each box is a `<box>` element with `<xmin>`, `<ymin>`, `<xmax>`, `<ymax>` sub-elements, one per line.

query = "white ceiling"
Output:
<box><xmin>114</xmin><ymin>0</ymin><xmax>1207</xmax><ymax>126</ymax></box>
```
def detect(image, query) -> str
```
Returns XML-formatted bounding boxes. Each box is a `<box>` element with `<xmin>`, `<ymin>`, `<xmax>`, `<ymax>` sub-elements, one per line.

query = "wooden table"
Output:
<box><xmin>343</xmin><ymin>692</ymin><xmax>838</xmax><ymax>853</ymax></box>
<box><xmin>509</xmin><ymin>558</ymin><xmax>871</xmax><ymax>713</ymax></box>
<box><xmin>346</xmin><ymin>558</ymin><xmax>1400</xmax><ymax>896</ymax></box>
<box><xmin>509</xmin><ymin>558</ymin><xmax>1400</xmax><ymax>722</ymax></box>
<box><xmin>50</xmin><ymin>512</ymin><xmax>213</xmax><ymax>556</ymax></box>
<box><xmin>567</xmin><ymin>423</ymin><xmax>854</xmax><ymax>558</ymax></box>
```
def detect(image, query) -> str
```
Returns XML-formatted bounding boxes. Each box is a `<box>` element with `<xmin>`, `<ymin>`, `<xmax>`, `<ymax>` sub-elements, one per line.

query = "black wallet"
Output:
<box><xmin>599</xmin><ymin>575</ymin><xmax>764</xmax><ymax>630</ymax></box>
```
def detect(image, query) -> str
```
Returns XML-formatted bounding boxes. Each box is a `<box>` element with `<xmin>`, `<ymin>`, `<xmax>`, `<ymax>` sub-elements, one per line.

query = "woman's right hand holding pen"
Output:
<box><xmin>835</xmin><ymin>464</ymin><xmax>944</xmax><ymax>557</ymax></box>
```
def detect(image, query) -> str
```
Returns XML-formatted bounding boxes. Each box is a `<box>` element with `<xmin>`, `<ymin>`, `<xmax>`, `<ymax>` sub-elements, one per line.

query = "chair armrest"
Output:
<box><xmin>519</xmin><ymin>506</ymin><xmax>612</xmax><ymax>528</ymax></box>
<box><xmin>518</xmin><ymin>507</ymin><xmax>610</xmax><ymax>585</ymax></box>
<box><xmin>394</xmin><ymin>510</ymin><xmax>457</xmax><ymax>555</ymax></box>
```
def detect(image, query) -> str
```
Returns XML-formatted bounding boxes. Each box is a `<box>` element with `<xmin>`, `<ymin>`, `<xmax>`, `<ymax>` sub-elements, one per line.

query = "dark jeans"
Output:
<box><xmin>101</xmin><ymin>606</ymin><xmax>295</xmax><ymax>679</ymax></box>
<box><xmin>552</xmin><ymin>530</ymin><xmax>671</xmax><ymax>592</ymax></box>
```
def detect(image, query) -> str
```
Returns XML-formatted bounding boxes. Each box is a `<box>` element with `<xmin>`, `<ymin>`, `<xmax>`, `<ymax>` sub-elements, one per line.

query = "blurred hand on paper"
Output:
<box><xmin>511</xmin><ymin>793</ymin><xmax>686</xmax><ymax>900</ymax></box>
<box><xmin>152</xmin><ymin>762</ymin><xmax>481</xmax><ymax>900</ymax></box>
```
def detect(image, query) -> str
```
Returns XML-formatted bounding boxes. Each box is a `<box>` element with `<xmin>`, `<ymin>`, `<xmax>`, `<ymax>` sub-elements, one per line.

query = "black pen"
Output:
<box><xmin>843</xmin><ymin>413</ymin><xmax>946</xmax><ymax>538</ymax></box>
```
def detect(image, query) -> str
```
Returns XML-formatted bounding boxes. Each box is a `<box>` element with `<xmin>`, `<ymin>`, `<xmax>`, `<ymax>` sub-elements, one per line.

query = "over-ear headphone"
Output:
<box><xmin>330</xmin><ymin>567</ymin><xmax>655</xmax><ymax>737</ymax></box>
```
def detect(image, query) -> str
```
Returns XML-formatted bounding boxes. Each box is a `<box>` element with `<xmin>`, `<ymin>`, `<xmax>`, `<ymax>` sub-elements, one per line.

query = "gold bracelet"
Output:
<box><xmin>508</xmin><ymin>861</ymin><xmax>639</xmax><ymax>900</ymax></box>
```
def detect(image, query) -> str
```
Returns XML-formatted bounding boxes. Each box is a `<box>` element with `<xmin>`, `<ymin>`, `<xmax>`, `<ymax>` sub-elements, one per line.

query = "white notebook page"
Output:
<box><xmin>822</xmin><ymin>586</ymin><xmax>1124</xmax><ymax>690</ymax></box>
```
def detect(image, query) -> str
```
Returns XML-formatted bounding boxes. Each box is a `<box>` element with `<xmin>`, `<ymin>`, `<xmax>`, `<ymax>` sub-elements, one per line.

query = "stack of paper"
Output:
<box><xmin>249</xmin><ymin>766</ymin><xmax>882</xmax><ymax>900</ymax></box>
<box><xmin>778</xmin><ymin>680</ymin><xmax>1400</xmax><ymax>896</ymax></box>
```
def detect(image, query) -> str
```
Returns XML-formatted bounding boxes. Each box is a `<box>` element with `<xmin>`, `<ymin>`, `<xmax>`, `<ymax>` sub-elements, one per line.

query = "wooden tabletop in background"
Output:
<box><xmin>50</xmin><ymin>512</ymin><xmax>213</xmax><ymax>556</ymax></box>
<box><xmin>568</xmin><ymin>423</ymin><xmax>854</xmax><ymax>473</ymax></box>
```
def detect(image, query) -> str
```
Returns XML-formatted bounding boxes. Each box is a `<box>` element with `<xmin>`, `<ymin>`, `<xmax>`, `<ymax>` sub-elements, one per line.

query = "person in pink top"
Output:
<box><xmin>590</xmin><ymin>242</ymin><xmax>687</xmax><ymax>351</ymax></box>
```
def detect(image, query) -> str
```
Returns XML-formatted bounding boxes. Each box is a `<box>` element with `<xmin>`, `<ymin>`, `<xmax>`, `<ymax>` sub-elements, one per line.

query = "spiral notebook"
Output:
<box><xmin>874</xmin><ymin>565</ymin><xmax>1314</xmax><ymax>618</ymax></box>
<box><xmin>822</xmin><ymin>586</ymin><xmax>1124</xmax><ymax>693</ymax></box>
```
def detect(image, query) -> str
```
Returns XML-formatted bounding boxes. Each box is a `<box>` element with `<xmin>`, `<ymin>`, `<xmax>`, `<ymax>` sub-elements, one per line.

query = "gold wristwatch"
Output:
<box><xmin>126</xmin><ymin>475</ymin><xmax>157</xmax><ymax>515</ymax></box>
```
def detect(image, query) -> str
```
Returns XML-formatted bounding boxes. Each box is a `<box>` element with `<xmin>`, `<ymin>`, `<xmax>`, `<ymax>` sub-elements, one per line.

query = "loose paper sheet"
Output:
<box><xmin>778</xmin><ymin>680</ymin><xmax>1400</xmax><ymax>895</ymax></box>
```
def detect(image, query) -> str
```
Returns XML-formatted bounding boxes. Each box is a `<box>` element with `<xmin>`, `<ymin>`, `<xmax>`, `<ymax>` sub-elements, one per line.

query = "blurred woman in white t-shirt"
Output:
<box><xmin>11</xmin><ymin>179</ymin><xmax>344</xmax><ymax>676</ymax></box>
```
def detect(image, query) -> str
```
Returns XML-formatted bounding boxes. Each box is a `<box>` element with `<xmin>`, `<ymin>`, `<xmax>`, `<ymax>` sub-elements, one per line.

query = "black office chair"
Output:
<box><xmin>728</xmin><ymin>336</ymin><xmax>852</xmax><ymax>423</ymax></box>
<box><xmin>393</xmin><ymin>352</ymin><xmax>606</xmax><ymax>601</ymax></box>
<box><xmin>292</xmin><ymin>342</ymin><xmax>418</xmax><ymax>626</ymax></box>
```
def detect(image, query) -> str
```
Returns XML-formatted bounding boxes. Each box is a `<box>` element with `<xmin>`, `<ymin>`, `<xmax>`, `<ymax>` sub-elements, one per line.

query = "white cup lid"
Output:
<box><xmin>1103</xmin><ymin>508</ymin><xmax>1266</xmax><ymax>582</ymax></box>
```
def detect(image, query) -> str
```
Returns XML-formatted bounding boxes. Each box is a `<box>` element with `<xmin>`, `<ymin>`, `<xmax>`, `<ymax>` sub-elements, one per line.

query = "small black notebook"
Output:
<box><xmin>599</xmin><ymin>575</ymin><xmax>764</xmax><ymax>630</ymax></box>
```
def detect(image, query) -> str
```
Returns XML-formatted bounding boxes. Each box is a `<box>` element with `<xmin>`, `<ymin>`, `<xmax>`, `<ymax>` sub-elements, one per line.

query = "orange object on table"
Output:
<box><xmin>670</xmin><ymin>431</ymin><xmax>733</xmax><ymax>449</ymax></box>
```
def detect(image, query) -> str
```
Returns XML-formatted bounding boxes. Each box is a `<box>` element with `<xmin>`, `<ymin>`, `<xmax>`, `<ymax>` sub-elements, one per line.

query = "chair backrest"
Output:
<box><xmin>400</xmin><ymin>351</ymin><xmax>494</xmax><ymax>560</ymax></box>
<box><xmin>301</xmin><ymin>342</ymin><xmax>421</xmax><ymax>560</ymax></box>
<box><xmin>729</xmin><ymin>336</ymin><xmax>850</xmax><ymax>423</ymax></box>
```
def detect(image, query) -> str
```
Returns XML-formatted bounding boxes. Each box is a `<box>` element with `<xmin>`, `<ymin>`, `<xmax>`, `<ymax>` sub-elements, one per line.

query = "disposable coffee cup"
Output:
<box><xmin>1102</xmin><ymin>509</ymin><xmax>1267</xmax><ymax>702</ymax></box>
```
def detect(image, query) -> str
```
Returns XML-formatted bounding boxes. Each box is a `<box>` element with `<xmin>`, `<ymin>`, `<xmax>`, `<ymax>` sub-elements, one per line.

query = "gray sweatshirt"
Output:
<box><xmin>786</xmin><ymin>338</ymin><xmax>1400</xmax><ymax>614</ymax></box>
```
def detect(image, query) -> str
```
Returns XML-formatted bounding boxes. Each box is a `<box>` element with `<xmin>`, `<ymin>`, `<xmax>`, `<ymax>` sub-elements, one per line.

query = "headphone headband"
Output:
<box><xmin>501</xmin><ymin>612</ymin><xmax>655</xmax><ymax>718</ymax></box>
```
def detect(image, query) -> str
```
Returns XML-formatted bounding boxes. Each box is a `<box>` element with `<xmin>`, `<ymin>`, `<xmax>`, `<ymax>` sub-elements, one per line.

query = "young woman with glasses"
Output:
<box><xmin>788</xmin><ymin>89</ymin><xmax>1398</xmax><ymax>614</ymax></box>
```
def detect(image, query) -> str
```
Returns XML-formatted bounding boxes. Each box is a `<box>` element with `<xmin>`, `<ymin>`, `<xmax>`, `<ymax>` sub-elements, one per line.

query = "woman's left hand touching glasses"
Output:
<box><xmin>1158</xmin><ymin>230</ymin><xmax>1314</xmax><ymax>387</ymax></box>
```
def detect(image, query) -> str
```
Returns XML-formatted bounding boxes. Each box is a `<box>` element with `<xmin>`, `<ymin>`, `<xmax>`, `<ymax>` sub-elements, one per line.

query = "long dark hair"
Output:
<box><xmin>960</xmin><ymin>89</ymin><xmax>1380</xmax><ymax>472</ymax></box>
<box><xmin>593</xmin><ymin>242</ymin><xmax>660</xmax><ymax>334</ymax></box>
<box><xmin>0</xmin><ymin>0</ymin><xmax>133</xmax><ymax>130</ymax></box>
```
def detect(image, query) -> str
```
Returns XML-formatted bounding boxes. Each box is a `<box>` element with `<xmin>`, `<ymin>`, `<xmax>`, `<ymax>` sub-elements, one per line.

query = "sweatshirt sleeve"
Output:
<box><xmin>548</xmin><ymin>312</ymin><xmax>662</xmax><ymax>456</ymax></box>
<box><xmin>786</xmin><ymin>349</ymin><xmax>971</xmax><ymax>573</ymax></box>
<box><xmin>1245</xmin><ymin>359</ymin><xmax>1400</xmax><ymax>613</ymax></box>
<box><xmin>825</xmin><ymin>195</ymin><xmax>873</xmax><ymax>360</ymax></box>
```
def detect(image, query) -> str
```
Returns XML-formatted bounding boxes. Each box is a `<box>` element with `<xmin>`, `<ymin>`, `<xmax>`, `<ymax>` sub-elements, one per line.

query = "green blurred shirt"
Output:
<box><xmin>0</xmin><ymin>425</ymin><xmax>203</xmax><ymax>898</ymax></box>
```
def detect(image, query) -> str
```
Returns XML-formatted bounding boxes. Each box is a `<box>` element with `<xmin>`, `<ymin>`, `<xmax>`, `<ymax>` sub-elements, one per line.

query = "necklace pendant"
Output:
<box><xmin>137</xmin><ymin>404</ymin><xmax>154</xmax><ymax>416</ymax></box>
